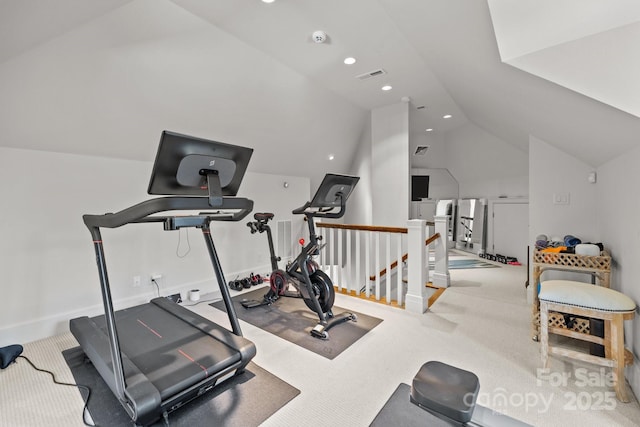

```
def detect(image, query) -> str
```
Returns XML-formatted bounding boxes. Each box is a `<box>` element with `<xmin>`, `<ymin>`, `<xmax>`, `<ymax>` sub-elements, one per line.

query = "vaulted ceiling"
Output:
<box><xmin>1</xmin><ymin>0</ymin><xmax>638</xmax><ymax>184</ymax></box>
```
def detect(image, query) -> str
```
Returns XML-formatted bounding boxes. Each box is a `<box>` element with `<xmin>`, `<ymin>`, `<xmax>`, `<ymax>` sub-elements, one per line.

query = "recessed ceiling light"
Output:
<box><xmin>381</xmin><ymin>85</ymin><xmax>392</xmax><ymax>91</ymax></box>
<box><xmin>426</xmin><ymin>128</ymin><xmax>433</xmax><ymax>132</ymax></box>
<box><xmin>328</xmin><ymin>154</ymin><xmax>335</xmax><ymax>160</ymax></box>
<box><xmin>344</xmin><ymin>57</ymin><xmax>356</xmax><ymax>65</ymax></box>
<box><xmin>261</xmin><ymin>0</ymin><xmax>275</xmax><ymax>3</ymax></box>
<box><xmin>443</xmin><ymin>114</ymin><xmax>452</xmax><ymax>119</ymax></box>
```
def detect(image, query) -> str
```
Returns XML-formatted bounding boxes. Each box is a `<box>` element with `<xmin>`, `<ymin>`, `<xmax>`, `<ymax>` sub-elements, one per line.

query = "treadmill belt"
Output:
<box><xmin>91</xmin><ymin>303</ymin><xmax>241</xmax><ymax>400</ymax></box>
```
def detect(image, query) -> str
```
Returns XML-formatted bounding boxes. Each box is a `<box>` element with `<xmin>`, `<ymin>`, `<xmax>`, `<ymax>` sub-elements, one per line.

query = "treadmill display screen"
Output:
<box><xmin>147</xmin><ymin>131</ymin><xmax>253</xmax><ymax>197</ymax></box>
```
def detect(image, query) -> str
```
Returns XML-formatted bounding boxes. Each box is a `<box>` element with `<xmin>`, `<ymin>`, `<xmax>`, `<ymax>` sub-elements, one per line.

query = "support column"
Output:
<box><xmin>433</xmin><ymin>215</ymin><xmax>450</xmax><ymax>288</ymax></box>
<box><xmin>406</xmin><ymin>219</ymin><xmax>428</xmax><ymax>313</ymax></box>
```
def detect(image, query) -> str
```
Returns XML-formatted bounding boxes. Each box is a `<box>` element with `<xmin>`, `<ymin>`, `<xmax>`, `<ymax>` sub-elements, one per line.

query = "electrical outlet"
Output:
<box><xmin>133</xmin><ymin>275</ymin><xmax>141</xmax><ymax>287</ymax></box>
<box><xmin>151</xmin><ymin>274</ymin><xmax>162</xmax><ymax>281</ymax></box>
<box><xmin>553</xmin><ymin>192</ymin><xmax>570</xmax><ymax>205</ymax></box>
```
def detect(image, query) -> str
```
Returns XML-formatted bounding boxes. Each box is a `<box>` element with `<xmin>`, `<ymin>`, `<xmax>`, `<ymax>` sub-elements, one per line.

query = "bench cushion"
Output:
<box><xmin>410</xmin><ymin>361</ymin><xmax>479</xmax><ymax>423</ymax></box>
<box><xmin>539</xmin><ymin>280</ymin><xmax>635</xmax><ymax>312</ymax></box>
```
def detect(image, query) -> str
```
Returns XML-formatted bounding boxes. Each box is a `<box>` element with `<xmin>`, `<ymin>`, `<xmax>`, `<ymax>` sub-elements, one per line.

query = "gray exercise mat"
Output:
<box><xmin>211</xmin><ymin>287</ymin><xmax>383</xmax><ymax>360</ymax></box>
<box><xmin>63</xmin><ymin>346</ymin><xmax>299</xmax><ymax>427</ymax></box>
<box><xmin>371</xmin><ymin>383</ymin><xmax>532</xmax><ymax>427</ymax></box>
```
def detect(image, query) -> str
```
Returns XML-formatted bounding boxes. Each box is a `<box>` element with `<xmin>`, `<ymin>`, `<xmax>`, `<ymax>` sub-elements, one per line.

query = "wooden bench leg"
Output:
<box><xmin>540</xmin><ymin>301</ymin><xmax>549</xmax><ymax>369</ymax></box>
<box><xmin>610</xmin><ymin>315</ymin><xmax>629</xmax><ymax>403</ymax></box>
<box><xmin>604</xmin><ymin>318</ymin><xmax>612</xmax><ymax>359</ymax></box>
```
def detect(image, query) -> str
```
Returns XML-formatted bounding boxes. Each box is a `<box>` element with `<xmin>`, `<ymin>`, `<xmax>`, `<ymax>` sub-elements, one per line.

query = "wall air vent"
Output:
<box><xmin>414</xmin><ymin>145</ymin><xmax>429</xmax><ymax>156</ymax></box>
<box><xmin>355</xmin><ymin>68</ymin><xmax>387</xmax><ymax>80</ymax></box>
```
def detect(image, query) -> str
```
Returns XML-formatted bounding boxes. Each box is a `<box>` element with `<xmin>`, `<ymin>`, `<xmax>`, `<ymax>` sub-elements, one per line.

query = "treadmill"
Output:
<box><xmin>70</xmin><ymin>131</ymin><xmax>257</xmax><ymax>426</ymax></box>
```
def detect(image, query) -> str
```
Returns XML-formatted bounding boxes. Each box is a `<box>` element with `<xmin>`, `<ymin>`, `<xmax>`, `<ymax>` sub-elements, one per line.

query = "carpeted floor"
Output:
<box><xmin>62</xmin><ymin>346</ymin><xmax>299</xmax><ymax>427</ymax></box>
<box><xmin>447</xmin><ymin>258</ymin><xmax>500</xmax><ymax>269</ymax></box>
<box><xmin>427</xmin><ymin>256</ymin><xmax>501</xmax><ymax>270</ymax></box>
<box><xmin>210</xmin><ymin>287</ymin><xmax>383</xmax><ymax>359</ymax></box>
<box><xmin>2</xmin><ymin>255</ymin><xmax>639</xmax><ymax>427</ymax></box>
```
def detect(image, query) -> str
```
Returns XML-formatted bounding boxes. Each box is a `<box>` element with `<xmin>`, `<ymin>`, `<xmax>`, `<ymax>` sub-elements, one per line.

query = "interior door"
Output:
<box><xmin>492</xmin><ymin>202</ymin><xmax>528</xmax><ymax>265</ymax></box>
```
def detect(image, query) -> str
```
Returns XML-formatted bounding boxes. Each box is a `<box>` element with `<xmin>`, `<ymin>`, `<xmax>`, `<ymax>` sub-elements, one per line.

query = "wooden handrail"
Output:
<box><xmin>317</xmin><ymin>221</ymin><xmax>435</xmax><ymax>233</ymax></box>
<box><xmin>369</xmin><ymin>232</ymin><xmax>441</xmax><ymax>281</ymax></box>
<box><xmin>317</xmin><ymin>223</ymin><xmax>407</xmax><ymax>233</ymax></box>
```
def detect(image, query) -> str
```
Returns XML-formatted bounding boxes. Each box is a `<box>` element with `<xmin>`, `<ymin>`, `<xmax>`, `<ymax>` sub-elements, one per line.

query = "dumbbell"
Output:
<box><xmin>250</xmin><ymin>273</ymin><xmax>263</xmax><ymax>286</ymax></box>
<box><xmin>228</xmin><ymin>280</ymin><xmax>243</xmax><ymax>291</ymax></box>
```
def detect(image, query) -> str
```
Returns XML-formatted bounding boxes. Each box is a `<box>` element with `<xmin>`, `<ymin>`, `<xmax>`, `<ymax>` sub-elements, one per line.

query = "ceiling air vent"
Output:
<box><xmin>414</xmin><ymin>145</ymin><xmax>429</xmax><ymax>156</ymax></box>
<box><xmin>355</xmin><ymin>68</ymin><xmax>386</xmax><ymax>80</ymax></box>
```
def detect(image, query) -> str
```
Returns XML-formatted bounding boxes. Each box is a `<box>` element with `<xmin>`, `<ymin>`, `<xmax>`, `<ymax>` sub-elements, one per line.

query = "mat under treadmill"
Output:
<box><xmin>71</xmin><ymin>297</ymin><xmax>255</xmax><ymax>424</ymax></box>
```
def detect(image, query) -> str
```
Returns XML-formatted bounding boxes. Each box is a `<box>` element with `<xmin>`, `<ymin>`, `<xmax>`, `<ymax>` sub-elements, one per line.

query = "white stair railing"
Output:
<box><xmin>316</xmin><ymin>216</ymin><xmax>449</xmax><ymax>312</ymax></box>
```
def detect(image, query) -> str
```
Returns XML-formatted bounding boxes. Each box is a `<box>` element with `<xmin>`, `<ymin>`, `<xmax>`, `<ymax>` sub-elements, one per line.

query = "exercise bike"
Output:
<box><xmin>240</xmin><ymin>173</ymin><xmax>359</xmax><ymax>339</ymax></box>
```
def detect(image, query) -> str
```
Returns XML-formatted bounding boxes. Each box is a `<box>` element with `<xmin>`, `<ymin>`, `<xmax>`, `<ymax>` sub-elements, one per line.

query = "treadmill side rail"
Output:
<box><xmin>70</xmin><ymin>316</ymin><xmax>163</xmax><ymax>426</ymax></box>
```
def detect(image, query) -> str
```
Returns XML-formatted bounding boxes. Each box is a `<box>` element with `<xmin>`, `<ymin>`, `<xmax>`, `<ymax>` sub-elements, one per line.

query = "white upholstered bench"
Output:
<box><xmin>538</xmin><ymin>280</ymin><xmax>636</xmax><ymax>402</ymax></box>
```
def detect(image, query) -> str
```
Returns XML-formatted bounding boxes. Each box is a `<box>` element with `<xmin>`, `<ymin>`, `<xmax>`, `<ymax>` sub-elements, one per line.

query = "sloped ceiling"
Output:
<box><xmin>488</xmin><ymin>0</ymin><xmax>640</xmax><ymax>118</ymax></box>
<box><xmin>1</xmin><ymin>0</ymin><xmax>638</xmax><ymax>183</ymax></box>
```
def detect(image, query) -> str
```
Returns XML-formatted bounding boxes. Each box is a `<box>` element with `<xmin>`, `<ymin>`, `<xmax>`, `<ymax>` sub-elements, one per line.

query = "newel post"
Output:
<box><xmin>433</xmin><ymin>215</ymin><xmax>450</xmax><ymax>288</ymax></box>
<box><xmin>405</xmin><ymin>219</ymin><xmax>428</xmax><ymax>313</ymax></box>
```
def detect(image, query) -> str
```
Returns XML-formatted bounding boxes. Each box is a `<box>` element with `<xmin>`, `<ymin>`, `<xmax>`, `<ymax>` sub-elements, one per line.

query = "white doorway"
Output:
<box><xmin>489</xmin><ymin>200</ymin><xmax>528</xmax><ymax>265</ymax></box>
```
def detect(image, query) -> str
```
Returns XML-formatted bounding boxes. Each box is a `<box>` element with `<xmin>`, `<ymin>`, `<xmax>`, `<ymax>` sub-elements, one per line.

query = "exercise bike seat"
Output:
<box><xmin>254</xmin><ymin>212</ymin><xmax>274</xmax><ymax>222</ymax></box>
<box><xmin>410</xmin><ymin>361</ymin><xmax>479</xmax><ymax>424</ymax></box>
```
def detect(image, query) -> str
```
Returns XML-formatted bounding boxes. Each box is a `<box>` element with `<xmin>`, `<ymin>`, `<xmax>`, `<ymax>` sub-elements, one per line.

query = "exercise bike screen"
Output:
<box><xmin>309</xmin><ymin>174</ymin><xmax>359</xmax><ymax>208</ymax></box>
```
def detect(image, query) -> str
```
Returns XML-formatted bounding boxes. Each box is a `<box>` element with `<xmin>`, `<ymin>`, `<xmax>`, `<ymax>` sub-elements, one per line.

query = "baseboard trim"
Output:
<box><xmin>0</xmin><ymin>265</ymin><xmax>270</xmax><ymax>347</ymax></box>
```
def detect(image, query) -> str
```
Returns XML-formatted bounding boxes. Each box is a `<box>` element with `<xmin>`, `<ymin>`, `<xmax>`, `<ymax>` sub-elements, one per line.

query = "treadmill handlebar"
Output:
<box><xmin>83</xmin><ymin>196</ymin><xmax>253</xmax><ymax>230</ymax></box>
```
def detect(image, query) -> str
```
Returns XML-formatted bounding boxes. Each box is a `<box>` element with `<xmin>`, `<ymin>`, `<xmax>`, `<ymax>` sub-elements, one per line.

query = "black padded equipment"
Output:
<box><xmin>410</xmin><ymin>361</ymin><xmax>479</xmax><ymax>424</ymax></box>
<box><xmin>0</xmin><ymin>344</ymin><xmax>23</xmax><ymax>369</ymax></box>
<box><xmin>70</xmin><ymin>132</ymin><xmax>257</xmax><ymax>426</ymax></box>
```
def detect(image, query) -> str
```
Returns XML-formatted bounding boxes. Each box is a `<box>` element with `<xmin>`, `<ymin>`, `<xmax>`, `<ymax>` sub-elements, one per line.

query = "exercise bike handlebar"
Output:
<box><xmin>291</xmin><ymin>192</ymin><xmax>347</xmax><ymax>219</ymax></box>
<box><xmin>291</xmin><ymin>201</ymin><xmax>311</xmax><ymax>215</ymax></box>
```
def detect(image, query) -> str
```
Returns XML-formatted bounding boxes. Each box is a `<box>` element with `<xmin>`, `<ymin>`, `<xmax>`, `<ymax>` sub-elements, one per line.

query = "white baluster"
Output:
<box><xmin>375</xmin><ymin>232</ymin><xmax>381</xmax><ymax>301</ymax></box>
<box><xmin>365</xmin><ymin>232</ymin><xmax>371</xmax><ymax>298</ymax></box>
<box><xmin>337</xmin><ymin>228</ymin><xmax>343</xmax><ymax>289</ymax></box>
<box><xmin>385</xmin><ymin>233</ymin><xmax>391</xmax><ymax>304</ymax></box>
<box><xmin>397</xmin><ymin>233</ymin><xmax>403</xmax><ymax>306</ymax></box>
<box><xmin>345</xmin><ymin>229</ymin><xmax>351</xmax><ymax>293</ymax></box>
<box><xmin>355</xmin><ymin>230</ymin><xmax>361</xmax><ymax>296</ymax></box>
<box><xmin>318</xmin><ymin>226</ymin><xmax>325</xmax><ymax>271</ymax></box>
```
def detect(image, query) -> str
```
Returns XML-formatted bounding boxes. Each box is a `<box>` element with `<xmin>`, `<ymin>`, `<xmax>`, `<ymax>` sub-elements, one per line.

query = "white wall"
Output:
<box><xmin>530</xmin><ymin>135</ymin><xmax>640</xmax><ymax>397</ymax></box>
<box><xmin>351</xmin><ymin>113</ymin><xmax>528</xmax><ymax>226</ymax></box>
<box><xmin>345</xmin><ymin>114</ymin><xmax>373</xmax><ymax>226</ymax></box>
<box><xmin>0</xmin><ymin>146</ymin><xmax>309</xmax><ymax>347</ymax></box>
<box><xmin>446</xmin><ymin>122</ymin><xmax>529</xmax><ymax>198</ymax></box>
<box><xmin>410</xmin><ymin>129</ymin><xmax>446</xmax><ymax>169</ymax></box>
<box><xmin>410</xmin><ymin>168</ymin><xmax>459</xmax><ymax>201</ymax></box>
<box><xmin>529</xmin><ymin>136</ymin><xmax>599</xmax><ymax>245</ymax></box>
<box><xmin>597</xmin><ymin>144</ymin><xmax>640</xmax><ymax>394</ymax></box>
<box><xmin>371</xmin><ymin>102</ymin><xmax>410</xmax><ymax>227</ymax></box>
